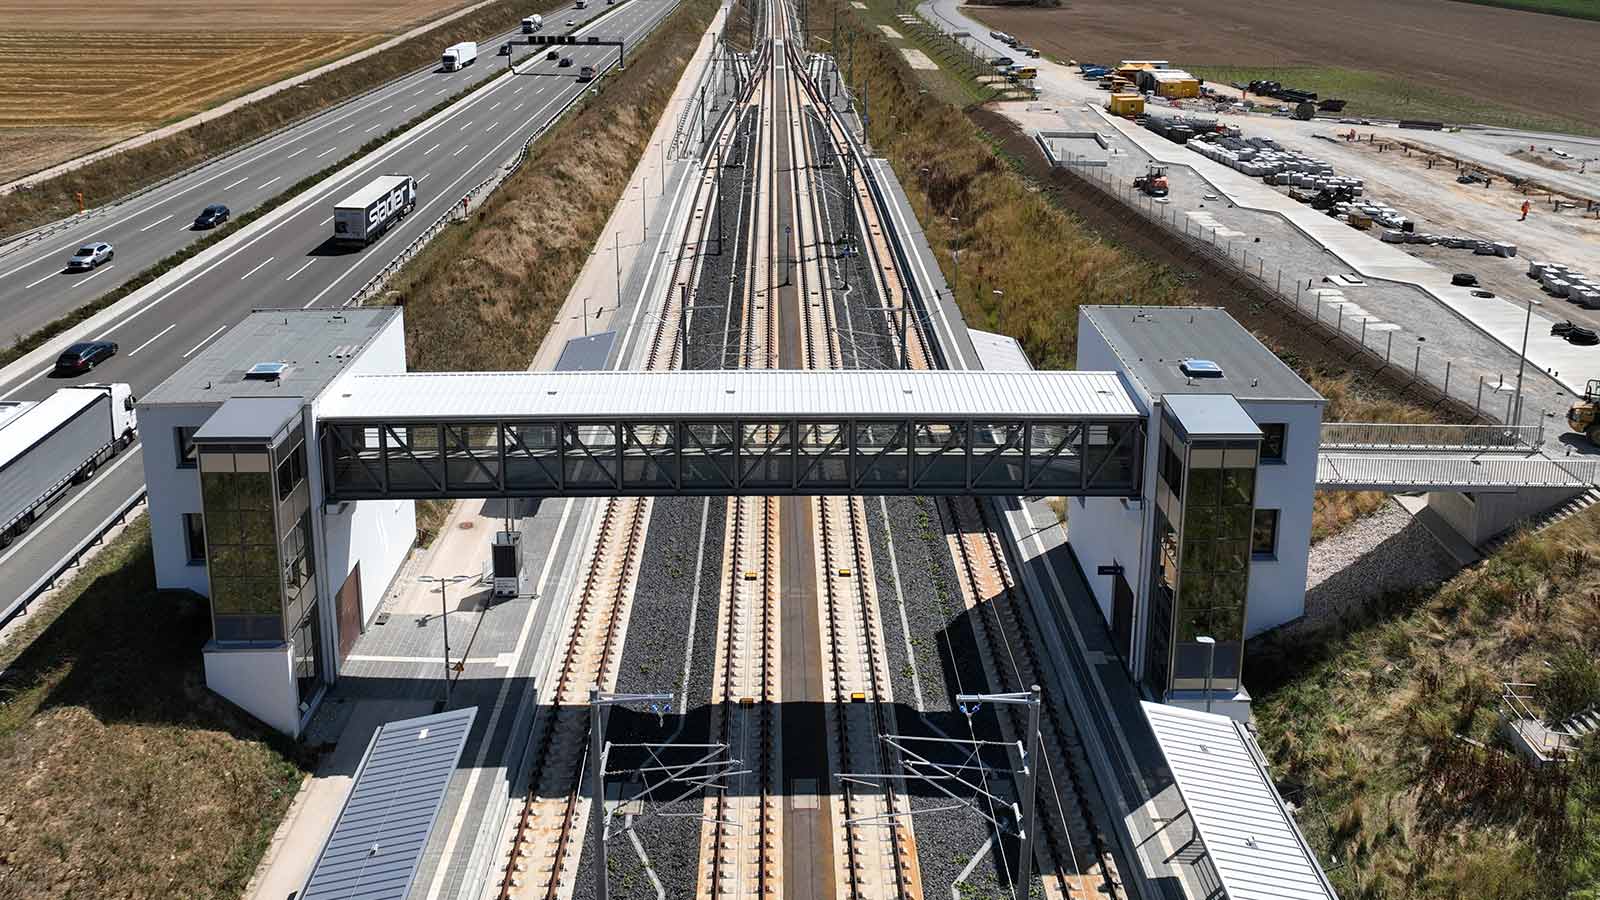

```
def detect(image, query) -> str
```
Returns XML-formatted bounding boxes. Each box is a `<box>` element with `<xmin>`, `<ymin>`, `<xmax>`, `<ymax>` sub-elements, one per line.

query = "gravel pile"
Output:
<box><xmin>1293</xmin><ymin>499</ymin><xmax>1460</xmax><ymax>638</ymax></box>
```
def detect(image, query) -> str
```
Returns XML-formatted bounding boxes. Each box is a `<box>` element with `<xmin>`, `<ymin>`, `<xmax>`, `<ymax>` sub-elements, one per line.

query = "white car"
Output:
<box><xmin>65</xmin><ymin>242</ymin><xmax>113</xmax><ymax>272</ymax></box>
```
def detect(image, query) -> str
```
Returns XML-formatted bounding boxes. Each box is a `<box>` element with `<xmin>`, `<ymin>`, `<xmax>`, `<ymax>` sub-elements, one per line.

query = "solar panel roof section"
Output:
<box><xmin>1140</xmin><ymin>702</ymin><xmax>1338</xmax><ymax>900</ymax></box>
<box><xmin>299</xmin><ymin>706</ymin><xmax>478</xmax><ymax>900</ymax></box>
<box><xmin>316</xmin><ymin>370</ymin><xmax>1142</xmax><ymax>421</ymax></box>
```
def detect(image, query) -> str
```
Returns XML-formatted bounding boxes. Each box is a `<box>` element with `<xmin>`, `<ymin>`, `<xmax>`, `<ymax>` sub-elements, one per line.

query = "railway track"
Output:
<box><xmin>793</xmin><ymin>29</ymin><xmax>1128</xmax><ymax>900</ymax></box>
<box><xmin>495</xmin><ymin>38</ymin><xmax>744</xmax><ymax>900</ymax></box>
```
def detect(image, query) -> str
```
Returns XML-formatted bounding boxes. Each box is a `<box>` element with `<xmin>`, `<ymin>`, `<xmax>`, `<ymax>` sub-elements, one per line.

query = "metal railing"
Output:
<box><xmin>1500</xmin><ymin>681</ymin><xmax>1581</xmax><ymax>761</ymax></box>
<box><xmin>1320</xmin><ymin>421</ymin><xmax>1544</xmax><ymax>453</ymax></box>
<box><xmin>1044</xmin><ymin>140</ymin><xmax>1558</xmax><ymax>429</ymax></box>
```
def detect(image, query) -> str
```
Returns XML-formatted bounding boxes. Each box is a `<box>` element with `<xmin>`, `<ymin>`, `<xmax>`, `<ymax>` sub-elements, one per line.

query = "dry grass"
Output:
<box><xmin>0</xmin><ymin>518</ymin><xmax>309</xmax><ymax>898</ymax></box>
<box><xmin>0</xmin><ymin>0</ymin><xmax>554</xmax><ymax>231</ymax></box>
<box><xmin>0</xmin><ymin>0</ymin><xmax>485</xmax><ymax>183</ymax></box>
<box><xmin>1248</xmin><ymin>507</ymin><xmax>1600</xmax><ymax>898</ymax></box>
<box><xmin>391</xmin><ymin>0</ymin><xmax>717</xmax><ymax>373</ymax></box>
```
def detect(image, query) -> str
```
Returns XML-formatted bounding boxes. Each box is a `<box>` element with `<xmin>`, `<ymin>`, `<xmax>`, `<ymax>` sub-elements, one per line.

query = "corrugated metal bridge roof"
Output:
<box><xmin>1316</xmin><ymin>452</ymin><xmax>1597</xmax><ymax>492</ymax></box>
<box><xmin>299</xmin><ymin>706</ymin><xmax>476</xmax><ymax>900</ymax></box>
<box><xmin>317</xmin><ymin>370</ymin><xmax>1142</xmax><ymax>422</ymax></box>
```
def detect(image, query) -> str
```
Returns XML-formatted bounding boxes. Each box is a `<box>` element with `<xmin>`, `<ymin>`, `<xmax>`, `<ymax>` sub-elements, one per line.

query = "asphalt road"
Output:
<box><xmin>0</xmin><ymin>0</ymin><xmax>681</xmax><ymax>622</ymax></box>
<box><xmin>0</xmin><ymin>0</ymin><xmax>631</xmax><ymax>347</ymax></box>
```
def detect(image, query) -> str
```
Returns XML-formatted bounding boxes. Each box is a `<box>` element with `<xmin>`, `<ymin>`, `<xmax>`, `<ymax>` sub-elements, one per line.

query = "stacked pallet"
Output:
<box><xmin>1530</xmin><ymin>260</ymin><xmax>1600</xmax><ymax>309</ymax></box>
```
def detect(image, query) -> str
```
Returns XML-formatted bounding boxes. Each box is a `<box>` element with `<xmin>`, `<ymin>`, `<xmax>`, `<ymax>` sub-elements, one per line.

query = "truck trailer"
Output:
<box><xmin>0</xmin><ymin>383</ymin><xmax>137</xmax><ymax>547</ymax></box>
<box><xmin>332</xmin><ymin>174</ymin><xmax>417</xmax><ymax>246</ymax></box>
<box><xmin>442</xmin><ymin>41</ymin><xmax>478</xmax><ymax>71</ymax></box>
<box><xmin>522</xmin><ymin>14</ymin><xmax>544</xmax><ymax>33</ymax></box>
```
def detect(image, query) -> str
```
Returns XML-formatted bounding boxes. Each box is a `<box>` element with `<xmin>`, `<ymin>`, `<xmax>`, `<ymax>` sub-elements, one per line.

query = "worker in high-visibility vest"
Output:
<box><xmin>1521</xmin><ymin>200</ymin><xmax>1531</xmax><ymax>221</ymax></box>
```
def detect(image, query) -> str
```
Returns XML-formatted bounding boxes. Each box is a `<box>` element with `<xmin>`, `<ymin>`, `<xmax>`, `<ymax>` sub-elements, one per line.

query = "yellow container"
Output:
<box><xmin>1107</xmin><ymin>93</ymin><xmax>1145</xmax><ymax>116</ymax></box>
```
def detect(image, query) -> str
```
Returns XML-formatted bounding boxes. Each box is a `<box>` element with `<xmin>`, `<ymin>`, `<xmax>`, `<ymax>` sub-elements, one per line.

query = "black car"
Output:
<box><xmin>54</xmin><ymin>340</ymin><xmax>117</xmax><ymax>374</ymax></box>
<box><xmin>193</xmin><ymin>204</ymin><xmax>230</xmax><ymax>229</ymax></box>
<box><xmin>1451</xmin><ymin>272</ymin><xmax>1479</xmax><ymax>287</ymax></box>
<box><xmin>558</xmin><ymin>56</ymin><xmax>573</xmax><ymax>67</ymax></box>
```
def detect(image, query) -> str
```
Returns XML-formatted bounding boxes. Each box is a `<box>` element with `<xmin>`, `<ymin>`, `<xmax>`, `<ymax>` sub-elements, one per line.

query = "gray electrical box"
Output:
<box><xmin>492</xmin><ymin>531</ymin><xmax>525</xmax><ymax>598</ymax></box>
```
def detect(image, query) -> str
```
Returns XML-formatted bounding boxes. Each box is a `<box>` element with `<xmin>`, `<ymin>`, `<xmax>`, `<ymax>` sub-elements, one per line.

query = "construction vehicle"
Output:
<box><xmin>1134</xmin><ymin>165</ymin><xmax>1169</xmax><ymax>197</ymax></box>
<box><xmin>1567</xmin><ymin>380</ymin><xmax>1600</xmax><ymax>444</ymax></box>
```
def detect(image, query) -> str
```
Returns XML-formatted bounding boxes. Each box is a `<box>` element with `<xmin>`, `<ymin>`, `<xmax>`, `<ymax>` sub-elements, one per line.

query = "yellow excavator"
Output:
<box><xmin>1567</xmin><ymin>380</ymin><xmax>1600</xmax><ymax>445</ymax></box>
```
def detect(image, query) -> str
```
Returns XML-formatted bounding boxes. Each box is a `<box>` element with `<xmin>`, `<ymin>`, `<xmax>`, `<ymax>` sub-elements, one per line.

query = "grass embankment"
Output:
<box><xmin>0</xmin><ymin>0</ymin><xmax>557</xmax><ymax>239</ymax></box>
<box><xmin>388</xmin><ymin>0</ymin><xmax>715</xmax><ymax>371</ymax></box>
<box><xmin>0</xmin><ymin>519</ymin><xmax>309</xmax><ymax>898</ymax></box>
<box><xmin>1248</xmin><ymin>507</ymin><xmax>1600</xmax><ymax>899</ymax></box>
<box><xmin>391</xmin><ymin>0</ymin><xmax>716</xmax><ymax>545</ymax></box>
<box><xmin>1190</xmin><ymin>64</ymin><xmax>1599</xmax><ymax>136</ymax></box>
<box><xmin>1445</xmin><ymin>0</ymin><xmax>1600</xmax><ymax>21</ymax></box>
<box><xmin>830</xmin><ymin>0</ymin><xmax>1444</xmax><ymax>536</ymax></box>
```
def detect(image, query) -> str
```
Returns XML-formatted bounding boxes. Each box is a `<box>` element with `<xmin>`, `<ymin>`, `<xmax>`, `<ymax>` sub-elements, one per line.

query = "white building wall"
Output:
<box><xmin>310</xmin><ymin>311</ymin><xmax>415</xmax><ymax>638</ymax></box>
<box><xmin>202</xmin><ymin>642</ymin><xmax>302</xmax><ymax>737</ymax></box>
<box><xmin>1239</xmin><ymin>399</ymin><xmax>1322</xmax><ymax>636</ymax></box>
<box><xmin>139</xmin><ymin>404</ymin><xmax>216</xmax><ymax>596</ymax></box>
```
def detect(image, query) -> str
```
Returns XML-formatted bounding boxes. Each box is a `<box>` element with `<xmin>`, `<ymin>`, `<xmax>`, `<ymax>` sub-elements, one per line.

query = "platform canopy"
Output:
<box><xmin>1141</xmin><ymin>702</ymin><xmax>1338</xmax><ymax>900</ymax></box>
<box><xmin>319</xmin><ymin>369</ymin><xmax>1145</xmax><ymax>499</ymax></box>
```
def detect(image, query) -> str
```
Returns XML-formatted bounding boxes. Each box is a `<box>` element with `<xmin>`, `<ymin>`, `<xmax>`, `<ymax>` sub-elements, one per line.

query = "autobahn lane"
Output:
<box><xmin>0</xmin><ymin>0</ymin><xmax>621</xmax><ymax>346</ymax></box>
<box><xmin>0</xmin><ymin>0</ymin><xmax>679</xmax><ymax>622</ymax></box>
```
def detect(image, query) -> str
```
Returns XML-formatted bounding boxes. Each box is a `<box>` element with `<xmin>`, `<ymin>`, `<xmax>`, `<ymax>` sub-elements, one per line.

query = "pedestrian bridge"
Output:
<box><xmin>1314</xmin><ymin>423</ymin><xmax>1598</xmax><ymax>492</ymax></box>
<box><xmin>318</xmin><ymin>370</ymin><xmax>1147</xmax><ymax>500</ymax></box>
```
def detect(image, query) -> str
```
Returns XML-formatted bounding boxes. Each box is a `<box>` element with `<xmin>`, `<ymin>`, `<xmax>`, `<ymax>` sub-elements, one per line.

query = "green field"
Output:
<box><xmin>1447</xmin><ymin>0</ymin><xmax>1600</xmax><ymax>21</ymax></box>
<box><xmin>1189</xmin><ymin>64</ymin><xmax>1600</xmax><ymax>136</ymax></box>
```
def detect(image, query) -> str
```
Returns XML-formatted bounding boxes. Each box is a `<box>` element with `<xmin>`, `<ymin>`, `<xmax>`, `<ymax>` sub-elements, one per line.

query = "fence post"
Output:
<box><xmin>1444</xmin><ymin>361</ymin><xmax>1451</xmax><ymax>399</ymax></box>
<box><xmin>1337</xmin><ymin>305</ymin><xmax>1344</xmax><ymax>335</ymax></box>
<box><xmin>1414</xmin><ymin>344</ymin><xmax>1422</xmax><ymax>378</ymax></box>
<box><xmin>1277</xmin><ymin>269</ymin><xmax>1283</xmax><ymax>296</ymax></box>
<box><xmin>1386</xmin><ymin>331</ymin><xmax>1393</xmax><ymax>363</ymax></box>
<box><xmin>1360</xmin><ymin>318</ymin><xmax>1368</xmax><ymax>349</ymax></box>
<box><xmin>1476</xmin><ymin>376</ymin><xmax>1484</xmax><ymax>416</ymax></box>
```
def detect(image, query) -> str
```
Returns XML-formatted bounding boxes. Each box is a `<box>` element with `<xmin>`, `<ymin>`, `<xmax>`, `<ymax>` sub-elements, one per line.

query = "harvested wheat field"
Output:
<box><xmin>970</xmin><ymin>0</ymin><xmax>1600</xmax><ymax>126</ymax></box>
<box><xmin>0</xmin><ymin>0</ymin><xmax>477</xmax><ymax>181</ymax></box>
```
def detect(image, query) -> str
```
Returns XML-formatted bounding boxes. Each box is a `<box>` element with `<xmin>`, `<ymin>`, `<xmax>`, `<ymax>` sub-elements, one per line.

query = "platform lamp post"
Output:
<box><xmin>1513</xmin><ymin>296</ymin><xmax>1540</xmax><ymax>427</ymax></box>
<box><xmin>1196</xmin><ymin>635</ymin><xmax>1216</xmax><ymax>715</ymax></box>
<box><xmin>419</xmin><ymin>573</ymin><xmax>472</xmax><ymax>707</ymax></box>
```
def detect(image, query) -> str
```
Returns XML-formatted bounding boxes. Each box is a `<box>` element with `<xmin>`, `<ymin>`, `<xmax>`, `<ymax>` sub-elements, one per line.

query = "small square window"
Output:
<box><xmin>183</xmin><ymin>513</ymin><xmax>206</xmax><ymax>564</ymax></box>
<box><xmin>1259</xmin><ymin>423</ymin><xmax>1286</xmax><ymax>463</ymax></box>
<box><xmin>1251</xmin><ymin>509</ymin><xmax>1279</xmax><ymax>559</ymax></box>
<box><xmin>175</xmin><ymin>427</ymin><xmax>199</xmax><ymax>469</ymax></box>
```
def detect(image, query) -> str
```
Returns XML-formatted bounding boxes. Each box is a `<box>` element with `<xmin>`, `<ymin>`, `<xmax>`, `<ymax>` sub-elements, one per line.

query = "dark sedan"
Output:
<box><xmin>53</xmin><ymin>340</ymin><xmax>118</xmax><ymax>375</ymax></box>
<box><xmin>193</xmin><ymin>204</ymin><xmax>230</xmax><ymax>229</ymax></box>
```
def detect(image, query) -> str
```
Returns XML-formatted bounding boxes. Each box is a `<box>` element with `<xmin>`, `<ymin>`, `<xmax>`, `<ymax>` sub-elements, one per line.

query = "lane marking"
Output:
<box><xmin>452</xmin><ymin>145</ymin><xmax>467</xmax><ymax>156</ymax></box>
<box><xmin>414</xmin><ymin>88</ymin><xmax>426</xmax><ymax>96</ymax></box>
<box><xmin>285</xmin><ymin>259</ymin><xmax>316</xmax><ymax>281</ymax></box>
<box><xmin>23</xmin><ymin>271</ymin><xmax>56</xmax><ymax>289</ymax></box>
<box><xmin>285</xmin><ymin>146</ymin><xmax>307</xmax><ymax>159</ymax></box>
<box><xmin>320</xmin><ymin>215</ymin><xmax>334</xmax><ymax>225</ymax></box>
<box><xmin>419</xmin><ymin>173</ymin><xmax>431</xmax><ymax>183</ymax></box>
<box><xmin>460</xmin><ymin>120</ymin><xmax>473</xmax><ymax>130</ymax></box>
<box><xmin>365</xmin><ymin>122</ymin><xmax>383</xmax><ymax>132</ymax></box>
<box><xmin>378</xmin><ymin>104</ymin><xmax>393</xmax><ymax>113</ymax></box>
<box><xmin>258</xmin><ymin>175</ymin><xmax>282</xmax><ymax>189</ymax></box>
<box><xmin>138</xmin><ymin>214</ymin><xmax>174</xmax><ymax>232</ymax></box>
<box><xmin>436</xmin><ymin>87</ymin><xmax>448</xmax><ymax>95</ymax></box>
<box><xmin>514</xmin><ymin>102</ymin><xmax>524</xmax><ymax>111</ymax></box>
<box><xmin>404</xmin><ymin>103</ymin><xmax>418</xmax><ymax>112</ymax></box>
<box><xmin>425</xmin><ymin>142</ymin><xmax>441</xmax><ymax>154</ymax></box>
<box><xmin>485</xmin><ymin>121</ymin><xmax>498</xmax><ymax>131</ymax></box>
<box><xmin>239</xmin><ymin>257</ymin><xmax>275</xmax><ymax>280</ymax></box>
<box><xmin>223</xmin><ymin>176</ymin><xmax>248</xmax><ymax>189</ymax></box>
<box><xmin>71</xmin><ymin>264</ymin><xmax>114</xmax><ymax>289</ymax></box>
<box><xmin>316</xmin><ymin>146</ymin><xmax>337</xmax><ymax>158</ymax></box>
<box><xmin>336</xmin><ymin>123</ymin><xmax>354</xmax><ymax>134</ymax></box>
<box><xmin>489</xmin><ymin>102</ymin><xmax>501</xmax><ymax>111</ymax></box>
<box><xmin>127</xmin><ymin>322</ymin><xmax>176</xmax><ymax>356</ymax></box>
<box><xmin>184</xmin><ymin>325</ymin><xmax>227</xmax><ymax>358</ymax></box>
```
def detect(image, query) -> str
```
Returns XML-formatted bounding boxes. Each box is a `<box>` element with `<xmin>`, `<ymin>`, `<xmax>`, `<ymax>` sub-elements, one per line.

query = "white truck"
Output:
<box><xmin>0</xmin><ymin>383</ymin><xmax>137</xmax><ymax>547</ymax></box>
<box><xmin>332</xmin><ymin>174</ymin><xmax>417</xmax><ymax>246</ymax></box>
<box><xmin>521</xmin><ymin>14</ymin><xmax>543</xmax><ymax>33</ymax></box>
<box><xmin>441</xmin><ymin>41</ymin><xmax>478</xmax><ymax>71</ymax></box>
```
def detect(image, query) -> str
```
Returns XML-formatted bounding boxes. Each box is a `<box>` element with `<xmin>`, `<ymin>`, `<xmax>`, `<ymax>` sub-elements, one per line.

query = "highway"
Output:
<box><xmin>0</xmin><ymin>0</ymin><xmax>628</xmax><ymax>347</ymax></box>
<box><xmin>0</xmin><ymin>0</ymin><xmax>682</xmax><ymax>623</ymax></box>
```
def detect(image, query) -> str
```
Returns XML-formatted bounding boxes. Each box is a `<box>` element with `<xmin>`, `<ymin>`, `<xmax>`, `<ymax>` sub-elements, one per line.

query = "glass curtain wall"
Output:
<box><xmin>199</xmin><ymin>428</ymin><xmax>324</xmax><ymax>711</ymax></box>
<box><xmin>1144</xmin><ymin>416</ymin><xmax>1259</xmax><ymax>697</ymax></box>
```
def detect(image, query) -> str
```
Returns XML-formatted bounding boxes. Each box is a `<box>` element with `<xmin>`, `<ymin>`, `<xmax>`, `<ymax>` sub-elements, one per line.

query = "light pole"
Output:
<box><xmin>419</xmin><ymin>573</ymin><xmax>472</xmax><ymax>706</ymax></box>
<box><xmin>1513</xmin><ymin>296</ymin><xmax>1540</xmax><ymax>426</ymax></box>
<box><xmin>948</xmin><ymin>215</ymin><xmax>960</xmax><ymax>297</ymax></box>
<box><xmin>1196</xmin><ymin>635</ymin><xmax>1216</xmax><ymax>714</ymax></box>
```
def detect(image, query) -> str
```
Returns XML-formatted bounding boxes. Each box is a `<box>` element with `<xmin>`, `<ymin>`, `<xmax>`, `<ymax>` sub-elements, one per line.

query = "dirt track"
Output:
<box><xmin>968</xmin><ymin>0</ymin><xmax>1600</xmax><ymax>126</ymax></box>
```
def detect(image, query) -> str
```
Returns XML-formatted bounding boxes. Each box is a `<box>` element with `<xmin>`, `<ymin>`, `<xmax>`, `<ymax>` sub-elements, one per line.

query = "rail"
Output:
<box><xmin>1319</xmin><ymin>421</ymin><xmax>1544</xmax><ymax>453</ymax></box>
<box><xmin>1</xmin><ymin>487</ymin><xmax>147</xmax><ymax>631</ymax></box>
